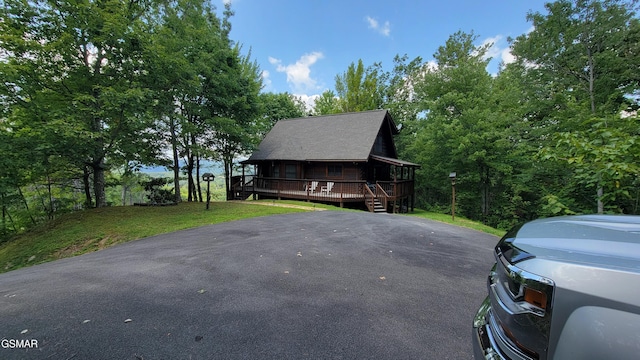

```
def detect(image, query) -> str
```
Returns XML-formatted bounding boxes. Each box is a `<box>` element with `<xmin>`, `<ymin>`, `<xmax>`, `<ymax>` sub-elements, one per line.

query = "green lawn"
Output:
<box><xmin>406</xmin><ymin>209</ymin><xmax>507</xmax><ymax>237</ymax></box>
<box><xmin>0</xmin><ymin>201</ymin><xmax>306</xmax><ymax>274</ymax></box>
<box><xmin>0</xmin><ymin>201</ymin><xmax>503</xmax><ymax>274</ymax></box>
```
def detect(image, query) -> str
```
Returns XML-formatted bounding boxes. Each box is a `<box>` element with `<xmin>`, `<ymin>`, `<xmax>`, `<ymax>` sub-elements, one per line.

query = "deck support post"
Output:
<box><xmin>241</xmin><ymin>165</ymin><xmax>246</xmax><ymax>200</ymax></box>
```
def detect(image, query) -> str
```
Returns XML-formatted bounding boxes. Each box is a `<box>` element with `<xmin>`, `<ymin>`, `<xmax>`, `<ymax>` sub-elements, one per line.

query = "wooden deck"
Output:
<box><xmin>234</xmin><ymin>177</ymin><xmax>416</xmax><ymax>213</ymax></box>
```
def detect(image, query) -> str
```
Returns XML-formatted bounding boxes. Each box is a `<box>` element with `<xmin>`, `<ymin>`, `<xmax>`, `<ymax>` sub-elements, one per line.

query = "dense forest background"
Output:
<box><xmin>1</xmin><ymin>0</ymin><xmax>639</xmax><ymax>240</ymax></box>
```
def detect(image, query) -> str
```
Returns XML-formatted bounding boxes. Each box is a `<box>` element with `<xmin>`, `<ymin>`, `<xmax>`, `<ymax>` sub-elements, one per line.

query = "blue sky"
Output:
<box><xmin>219</xmin><ymin>0</ymin><xmax>549</xmax><ymax>108</ymax></box>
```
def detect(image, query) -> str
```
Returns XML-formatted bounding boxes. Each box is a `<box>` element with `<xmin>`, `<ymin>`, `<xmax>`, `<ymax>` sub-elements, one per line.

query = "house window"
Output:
<box><xmin>273</xmin><ymin>165</ymin><xmax>280</xmax><ymax>178</ymax></box>
<box><xmin>327</xmin><ymin>165</ymin><xmax>343</xmax><ymax>177</ymax></box>
<box><xmin>285</xmin><ymin>164</ymin><xmax>297</xmax><ymax>179</ymax></box>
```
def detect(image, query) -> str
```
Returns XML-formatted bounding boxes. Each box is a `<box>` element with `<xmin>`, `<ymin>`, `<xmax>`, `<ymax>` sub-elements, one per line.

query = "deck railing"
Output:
<box><xmin>252</xmin><ymin>177</ymin><xmax>368</xmax><ymax>202</ymax></box>
<box><xmin>376</xmin><ymin>183</ymin><xmax>389</xmax><ymax>210</ymax></box>
<box><xmin>364</xmin><ymin>185</ymin><xmax>376</xmax><ymax>212</ymax></box>
<box><xmin>377</xmin><ymin>180</ymin><xmax>414</xmax><ymax>199</ymax></box>
<box><xmin>246</xmin><ymin>177</ymin><xmax>414</xmax><ymax>205</ymax></box>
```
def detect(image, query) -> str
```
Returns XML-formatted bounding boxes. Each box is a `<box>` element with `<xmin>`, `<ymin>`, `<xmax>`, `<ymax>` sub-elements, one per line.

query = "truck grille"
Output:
<box><xmin>487</xmin><ymin>240</ymin><xmax>555</xmax><ymax>359</ymax></box>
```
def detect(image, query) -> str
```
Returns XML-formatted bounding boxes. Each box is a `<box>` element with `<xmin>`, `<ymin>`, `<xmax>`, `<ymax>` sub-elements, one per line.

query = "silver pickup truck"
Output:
<box><xmin>472</xmin><ymin>215</ymin><xmax>640</xmax><ymax>360</ymax></box>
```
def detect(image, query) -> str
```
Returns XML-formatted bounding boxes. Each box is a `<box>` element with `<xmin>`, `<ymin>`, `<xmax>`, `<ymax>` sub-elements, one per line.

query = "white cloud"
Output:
<box><xmin>496</xmin><ymin>26</ymin><xmax>537</xmax><ymax>69</ymax></box>
<box><xmin>477</xmin><ymin>35</ymin><xmax>520</xmax><ymax>73</ymax></box>
<box><xmin>366</xmin><ymin>16</ymin><xmax>379</xmax><ymax>29</ymax></box>
<box><xmin>365</xmin><ymin>16</ymin><xmax>390</xmax><ymax>37</ymax></box>
<box><xmin>261</xmin><ymin>70</ymin><xmax>272</xmax><ymax>90</ymax></box>
<box><xmin>269</xmin><ymin>52</ymin><xmax>324</xmax><ymax>93</ymax></box>
<box><xmin>501</xmin><ymin>47</ymin><xmax>516</xmax><ymax>65</ymax></box>
<box><xmin>424</xmin><ymin>60</ymin><xmax>438</xmax><ymax>72</ymax></box>
<box><xmin>395</xmin><ymin>61</ymin><xmax>437</xmax><ymax>102</ymax></box>
<box><xmin>294</xmin><ymin>93</ymin><xmax>321</xmax><ymax>113</ymax></box>
<box><xmin>478</xmin><ymin>35</ymin><xmax>503</xmax><ymax>61</ymax></box>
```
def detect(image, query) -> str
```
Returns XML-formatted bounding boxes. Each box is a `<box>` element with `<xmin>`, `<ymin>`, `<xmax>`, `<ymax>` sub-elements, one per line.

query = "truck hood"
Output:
<box><xmin>508</xmin><ymin>215</ymin><xmax>640</xmax><ymax>272</ymax></box>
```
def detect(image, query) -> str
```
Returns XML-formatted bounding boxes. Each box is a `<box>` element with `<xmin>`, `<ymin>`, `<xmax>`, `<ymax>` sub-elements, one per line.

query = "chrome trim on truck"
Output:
<box><xmin>494</xmin><ymin>253</ymin><xmax>554</xmax><ymax>317</ymax></box>
<box><xmin>473</xmin><ymin>215</ymin><xmax>640</xmax><ymax>360</ymax></box>
<box><xmin>472</xmin><ymin>297</ymin><xmax>504</xmax><ymax>360</ymax></box>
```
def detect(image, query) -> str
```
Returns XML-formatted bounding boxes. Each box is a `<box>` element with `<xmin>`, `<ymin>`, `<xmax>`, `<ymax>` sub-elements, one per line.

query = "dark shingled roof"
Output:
<box><xmin>246</xmin><ymin>109</ymin><xmax>398</xmax><ymax>162</ymax></box>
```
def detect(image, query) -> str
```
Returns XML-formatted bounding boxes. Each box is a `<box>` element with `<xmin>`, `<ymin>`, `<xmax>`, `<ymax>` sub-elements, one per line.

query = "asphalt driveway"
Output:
<box><xmin>0</xmin><ymin>211</ymin><xmax>499</xmax><ymax>359</ymax></box>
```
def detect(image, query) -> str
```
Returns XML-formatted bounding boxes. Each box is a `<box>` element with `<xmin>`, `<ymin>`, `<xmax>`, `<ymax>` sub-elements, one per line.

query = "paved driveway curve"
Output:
<box><xmin>0</xmin><ymin>211</ymin><xmax>499</xmax><ymax>359</ymax></box>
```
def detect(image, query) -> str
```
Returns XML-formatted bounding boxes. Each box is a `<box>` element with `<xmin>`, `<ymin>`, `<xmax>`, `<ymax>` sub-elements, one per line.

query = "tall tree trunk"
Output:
<box><xmin>480</xmin><ymin>164</ymin><xmax>490</xmax><ymax>223</ymax></box>
<box><xmin>169</xmin><ymin>117</ymin><xmax>182</xmax><ymax>203</ymax></box>
<box><xmin>196</xmin><ymin>155</ymin><xmax>202</xmax><ymax>202</ymax></box>
<box><xmin>224</xmin><ymin>153</ymin><xmax>233</xmax><ymax>201</ymax></box>
<box><xmin>93</xmin><ymin>158</ymin><xmax>107</xmax><ymax>208</ymax></box>
<box><xmin>1</xmin><ymin>192</ymin><xmax>5</xmax><ymax>233</ymax></box>
<box><xmin>191</xmin><ymin>175</ymin><xmax>198</xmax><ymax>202</ymax></box>
<box><xmin>120</xmin><ymin>186</ymin><xmax>125</xmax><ymax>206</ymax></box>
<box><xmin>46</xmin><ymin>173</ymin><xmax>55</xmax><ymax>219</ymax></box>
<box><xmin>7</xmin><ymin>209</ymin><xmax>17</xmax><ymax>232</ymax></box>
<box><xmin>83</xmin><ymin>165</ymin><xmax>93</xmax><ymax>208</ymax></box>
<box><xmin>2</xmin><ymin>195</ymin><xmax>17</xmax><ymax>232</ymax></box>
<box><xmin>1</xmin><ymin>192</ymin><xmax>12</xmax><ymax>234</ymax></box>
<box><xmin>587</xmin><ymin>47</ymin><xmax>597</xmax><ymax>116</ymax></box>
<box><xmin>17</xmin><ymin>187</ymin><xmax>37</xmax><ymax>225</ymax></box>
<box><xmin>587</xmin><ymin>47</ymin><xmax>604</xmax><ymax>213</ymax></box>
<box><xmin>186</xmin><ymin>152</ymin><xmax>195</xmax><ymax>202</ymax></box>
<box><xmin>121</xmin><ymin>183</ymin><xmax>128</xmax><ymax>206</ymax></box>
<box><xmin>597</xmin><ymin>180</ymin><xmax>604</xmax><ymax>214</ymax></box>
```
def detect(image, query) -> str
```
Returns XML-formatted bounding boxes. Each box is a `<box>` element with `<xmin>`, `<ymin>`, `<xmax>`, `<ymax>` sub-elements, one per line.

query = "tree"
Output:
<box><xmin>511</xmin><ymin>0</ymin><xmax>640</xmax><ymax>213</ymax></box>
<box><xmin>383</xmin><ymin>54</ymin><xmax>428</xmax><ymax>152</ymax></box>
<box><xmin>405</xmin><ymin>31</ymin><xmax>521</xmax><ymax>224</ymax></box>
<box><xmin>149</xmin><ymin>0</ymin><xmax>224</xmax><ymax>203</ymax></box>
<box><xmin>145</xmin><ymin>0</ymin><xmax>208</xmax><ymax>203</ymax></box>
<box><xmin>513</xmin><ymin>0</ymin><xmax>639</xmax><ymax>116</ymax></box>
<box><xmin>0</xmin><ymin>0</ymin><xmax>162</xmax><ymax>208</ymax></box>
<box><xmin>258</xmin><ymin>92</ymin><xmax>307</xmax><ymax>134</ymax></box>
<box><xmin>312</xmin><ymin>90</ymin><xmax>340</xmax><ymax>115</ymax></box>
<box><xmin>148</xmin><ymin>0</ymin><xmax>259</xmax><ymax>203</ymax></box>
<box><xmin>207</xmin><ymin>47</ymin><xmax>263</xmax><ymax>200</ymax></box>
<box><xmin>334</xmin><ymin>59</ymin><xmax>385</xmax><ymax>112</ymax></box>
<box><xmin>542</xmin><ymin>114</ymin><xmax>640</xmax><ymax>213</ymax></box>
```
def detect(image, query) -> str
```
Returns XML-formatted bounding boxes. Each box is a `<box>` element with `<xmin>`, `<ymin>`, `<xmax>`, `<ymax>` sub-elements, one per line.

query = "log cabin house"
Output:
<box><xmin>234</xmin><ymin>109</ymin><xmax>420</xmax><ymax>213</ymax></box>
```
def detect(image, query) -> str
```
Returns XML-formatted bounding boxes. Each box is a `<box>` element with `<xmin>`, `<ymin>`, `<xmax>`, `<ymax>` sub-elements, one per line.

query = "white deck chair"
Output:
<box><xmin>321</xmin><ymin>181</ymin><xmax>334</xmax><ymax>194</ymax></box>
<box><xmin>306</xmin><ymin>181</ymin><xmax>319</xmax><ymax>193</ymax></box>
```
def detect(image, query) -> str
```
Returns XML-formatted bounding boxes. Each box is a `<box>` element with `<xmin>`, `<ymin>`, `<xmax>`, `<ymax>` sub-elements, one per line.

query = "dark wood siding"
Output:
<box><xmin>258</xmin><ymin>161</ymin><xmax>303</xmax><ymax>179</ymax></box>
<box><xmin>305</xmin><ymin>164</ymin><xmax>325</xmax><ymax>179</ymax></box>
<box><xmin>371</xmin><ymin>128</ymin><xmax>396</xmax><ymax>158</ymax></box>
<box><xmin>302</xmin><ymin>162</ymin><xmax>363</xmax><ymax>180</ymax></box>
<box><xmin>342</xmin><ymin>164</ymin><xmax>361</xmax><ymax>180</ymax></box>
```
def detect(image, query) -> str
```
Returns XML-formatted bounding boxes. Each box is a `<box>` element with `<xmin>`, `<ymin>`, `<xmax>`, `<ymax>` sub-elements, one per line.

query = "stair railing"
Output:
<box><xmin>363</xmin><ymin>185</ymin><xmax>376</xmax><ymax>212</ymax></box>
<box><xmin>375</xmin><ymin>183</ymin><xmax>390</xmax><ymax>211</ymax></box>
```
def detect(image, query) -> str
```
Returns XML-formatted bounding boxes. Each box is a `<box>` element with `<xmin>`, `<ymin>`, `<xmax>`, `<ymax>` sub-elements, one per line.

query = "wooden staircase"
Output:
<box><xmin>232</xmin><ymin>176</ymin><xmax>254</xmax><ymax>200</ymax></box>
<box><xmin>372</xmin><ymin>198</ymin><xmax>387</xmax><ymax>213</ymax></box>
<box><xmin>364</xmin><ymin>184</ymin><xmax>389</xmax><ymax>213</ymax></box>
<box><xmin>233</xmin><ymin>189</ymin><xmax>251</xmax><ymax>200</ymax></box>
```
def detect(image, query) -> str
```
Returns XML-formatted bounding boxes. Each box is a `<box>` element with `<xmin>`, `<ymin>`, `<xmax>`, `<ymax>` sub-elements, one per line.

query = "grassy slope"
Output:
<box><xmin>407</xmin><ymin>209</ymin><xmax>507</xmax><ymax>237</ymax></box>
<box><xmin>0</xmin><ymin>202</ymin><xmax>306</xmax><ymax>273</ymax></box>
<box><xmin>0</xmin><ymin>201</ymin><xmax>503</xmax><ymax>274</ymax></box>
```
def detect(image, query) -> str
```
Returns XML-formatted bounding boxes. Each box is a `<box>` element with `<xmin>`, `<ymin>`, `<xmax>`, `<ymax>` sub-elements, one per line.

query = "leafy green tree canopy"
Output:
<box><xmin>312</xmin><ymin>90</ymin><xmax>341</xmax><ymax>115</ymax></box>
<box><xmin>334</xmin><ymin>59</ymin><xmax>384</xmax><ymax>113</ymax></box>
<box><xmin>511</xmin><ymin>0</ymin><xmax>640</xmax><ymax>213</ymax></box>
<box><xmin>258</xmin><ymin>92</ymin><xmax>307</xmax><ymax>133</ymax></box>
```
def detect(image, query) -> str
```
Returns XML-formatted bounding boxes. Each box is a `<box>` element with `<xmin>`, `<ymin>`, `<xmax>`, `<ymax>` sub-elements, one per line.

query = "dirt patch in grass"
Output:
<box><xmin>54</xmin><ymin>234</ymin><xmax>131</xmax><ymax>259</ymax></box>
<box><xmin>230</xmin><ymin>200</ymin><xmax>327</xmax><ymax>211</ymax></box>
